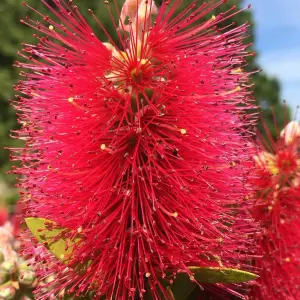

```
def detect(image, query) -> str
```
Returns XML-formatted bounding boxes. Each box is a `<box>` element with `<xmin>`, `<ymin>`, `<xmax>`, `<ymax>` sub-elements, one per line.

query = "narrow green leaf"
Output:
<box><xmin>25</xmin><ymin>217</ymin><xmax>81</xmax><ymax>264</ymax></box>
<box><xmin>170</xmin><ymin>267</ymin><xmax>258</xmax><ymax>300</ymax></box>
<box><xmin>188</xmin><ymin>266</ymin><xmax>258</xmax><ymax>283</ymax></box>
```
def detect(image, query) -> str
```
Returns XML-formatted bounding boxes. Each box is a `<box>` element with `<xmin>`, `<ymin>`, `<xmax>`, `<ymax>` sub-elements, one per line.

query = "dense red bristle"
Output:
<box><xmin>11</xmin><ymin>0</ymin><xmax>259</xmax><ymax>299</ymax></box>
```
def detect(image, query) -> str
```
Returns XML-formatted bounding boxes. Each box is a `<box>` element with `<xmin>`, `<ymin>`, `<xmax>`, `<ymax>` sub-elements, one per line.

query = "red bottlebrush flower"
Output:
<box><xmin>11</xmin><ymin>0</ymin><xmax>258</xmax><ymax>299</ymax></box>
<box><xmin>251</xmin><ymin>121</ymin><xmax>300</xmax><ymax>300</ymax></box>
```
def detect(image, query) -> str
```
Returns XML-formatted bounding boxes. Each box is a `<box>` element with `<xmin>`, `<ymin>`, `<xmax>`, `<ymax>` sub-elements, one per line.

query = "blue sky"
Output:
<box><xmin>249</xmin><ymin>0</ymin><xmax>300</xmax><ymax>115</ymax></box>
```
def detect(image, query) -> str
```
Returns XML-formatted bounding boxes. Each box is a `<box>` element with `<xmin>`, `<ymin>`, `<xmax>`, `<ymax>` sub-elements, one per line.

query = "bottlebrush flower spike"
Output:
<box><xmin>251</xmin><ymin>120</ymin><xmax>300</xmax><ymax>300</ymax></box>
<box><xmin>11</xmin><ymin>0</ymin><xmax>258</xmax><ymax>299</ymax></box>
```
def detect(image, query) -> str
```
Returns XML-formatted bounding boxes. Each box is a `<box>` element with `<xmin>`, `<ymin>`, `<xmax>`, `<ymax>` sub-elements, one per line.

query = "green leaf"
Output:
<box><xmin>25</xmin><ymin>217</ymin><xmax>81</xmax><ymax>264</ymax></box>
<box><xmin>169</xmin><ymin>277</ymin><xmax>196</xmax><ymax>300</ymax></box>
<box><xmin>188</xmin><ymin>266</ymin><xmax>258</xmax><ymax>283</ymax></box>
<box><xmin>170</xmin><ymin>267</ymin><xmax>258</xmax><ymax>300</ymax></box>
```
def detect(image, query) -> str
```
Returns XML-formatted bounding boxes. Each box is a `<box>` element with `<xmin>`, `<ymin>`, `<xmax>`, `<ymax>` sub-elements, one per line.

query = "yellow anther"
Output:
<box><xmin>145</xmin><ymin>272</ymin><xmax>151</xmax><ymax>278</ymax></box>
<box><xmin>284</xmin><ymin>257</ymin><xmax>291</xmax><ymax>263</ymax></box>
<box><xmin>180</xmin><ymin>128</ymin><xmax>187</xmax><ymax>135</ymax></box>
<box><xmin>58</xmin><ymin>290</ymin><xmax>65</xmax><ymax>297</ymax></box>
<box><xmin>60</xmin><ymin>254</ymin><xmax>65</xmax><ymax>260</ymax></box>
<box><xmin>268</xmin><ymin>205</ymin><xmax>273</xmax><ymax>211</ymax></box>
<box><xmin>221</xmin><ymin>86</ymin><xmax>241</xmax><ymax>96</ymax></box>
<box><xmin>211</xmin><ymin>15</ymin><xmax>216</xmax><ymax>21</ymax></box>
<box><xmin>68</xmin><ymin>97</ymin><xmax>74</xmax><ymax>103</ymax></box>
<box><xmin>46</xmin><ymin>275</ymin><xmax>55</xmax><ymax>283</ymax></box>
<box><xmin>140</xmin><ymin>59</ymin><xmax>148</xmax><ymax>65</ymax></box>
<box><xmin>100</xmin><ymin>144</ymin><xmax>106</xmax><ymax>150</ymax></box>
<box><xmin>31</xmin><ymin>92</ymin><xmax>40</xmax><ymax>97</ymax></box>
<box><xmin>232</xmin><ymin>68</ymin><xmax>242</xmax><ymax>74</ymax></box>
<box><xmin>77</xmin><ymin>227</ymin><xmax>83</xmax><ymax>233</ymax></box>
<box><xmin>172</xmin><ymin>212</ymin><xmax>178</xmax><ymax>218</ymax></box>
<box><xmin>189</xmin><ymin>275</ymin><xmax>195</xmax><ymax>281</ymax></box>
<box><xmin>49</xmin><ymin>25</ymin><xmax>54</xmax><ymax>31</ymax></box>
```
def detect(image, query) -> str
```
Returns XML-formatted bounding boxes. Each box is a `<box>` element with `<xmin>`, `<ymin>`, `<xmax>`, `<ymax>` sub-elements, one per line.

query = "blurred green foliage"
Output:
<box><xmin>0</xmin><ymin>0</ymin><xmax>289</xmax><ymax>197</ymax></box>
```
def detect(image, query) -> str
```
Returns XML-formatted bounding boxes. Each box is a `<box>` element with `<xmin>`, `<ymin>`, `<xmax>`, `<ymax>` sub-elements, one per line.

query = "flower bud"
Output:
<box><xmin>19</xmin><ymin>261</ymin><xmax>31</xmax><ymax>271</ymax></box>
<box><xmin>1</xmin><ymin>261</ymin><xmax>18</xmax><ymax>275</ymax></box>
<box><xmin>120</xmin><ymin>0</ymin><xmax>142</xmax><ymax>25</ymax></box>
<box><xmin>280</xmin><ymin>121</ymin><xmax>300</xmax><ymax>145</ymax></box>
<box><xmin>0</xmin><ymin>284</ymin><xmax>16</xmax><ymax>300</ymax></box>
<box><xmin>0</xmin><ymin>271</ymin><xmax>8</xmax><ymax>285</ymax></box>
<box><xmin>19</xmin><ymin>270</ymin><xmax>36</xmax><ymax>286</ymax></box>
<box><xmin>120</xmin><ymin>0</ymin><xmax>158</xmax><ymax>39</ymax></box>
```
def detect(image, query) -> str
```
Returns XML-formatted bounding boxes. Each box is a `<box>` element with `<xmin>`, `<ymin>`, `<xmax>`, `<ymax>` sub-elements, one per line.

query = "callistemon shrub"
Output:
<box><xmin>251</xmin><ymin>121</ymin><xmax>300</xmax><ymax>299</ymax></box>
<box><xmin>11</xmin><ymin>0</ymin><xmax>258</xmax><ymax>299</ymax></box>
